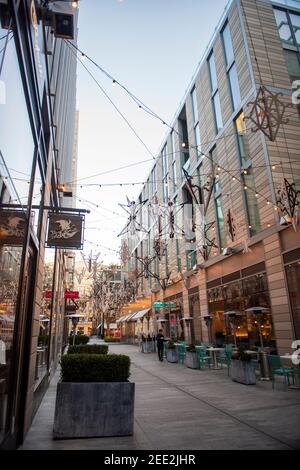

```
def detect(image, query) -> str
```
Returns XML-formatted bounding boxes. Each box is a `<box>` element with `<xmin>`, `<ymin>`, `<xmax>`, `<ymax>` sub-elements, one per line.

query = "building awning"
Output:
<box><xmin>117</xmin><ymin>313</ymin><xmax>134</xmax><ymax>323</ymax></box>
<box><xmin>128</xmin><ymin>308</ymin><xmax>151</xmax><ymax>322</ymax></box>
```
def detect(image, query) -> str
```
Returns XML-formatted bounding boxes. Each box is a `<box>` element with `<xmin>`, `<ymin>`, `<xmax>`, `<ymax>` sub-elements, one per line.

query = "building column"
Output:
<box><xmin>199</xmin><ymin>269</ymin><xmax>209</xmax><ymax>343</ymax></box>
<box><xmin>263</xmin><ymin>233</ymin><xmax>295</xmax><ymax>354</ymax></box>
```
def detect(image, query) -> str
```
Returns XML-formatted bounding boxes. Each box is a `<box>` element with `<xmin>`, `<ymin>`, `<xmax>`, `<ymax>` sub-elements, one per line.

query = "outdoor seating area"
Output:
<box><xmin>143</xmin><ymin>339</ymin><xmax>300</xmax><ymax>391</ymax></box>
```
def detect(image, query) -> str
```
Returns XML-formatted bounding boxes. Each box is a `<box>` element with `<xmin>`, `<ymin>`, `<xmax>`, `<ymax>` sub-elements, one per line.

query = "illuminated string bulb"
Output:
<box><xmin>272</xmin><ymin>165</ymin><xmax>276</xmax><ymax>170</ymax></box>
<box><xmin>267</xmin><ymin>200</ymin><xmax>270</xmax><ymax>205</ymax></box>
<box><xmin>72</xmin><ymin>1</ymin><xmax>78</xmax><ymax>8</ymax></box>
<box><xmin>243</xmin><ymin>170</ymin><xmax>248</xmax><ymax>175</ymax></box>
<box><xmin>182</xmin><ymin>142</ymin><xmax>186</xmax><ymax>148</ymax></box>
<box><xmin>217</xmin><ymin>166</ymin><xmax>221</xmax><ymax>172</ymax></box>
<box><xmin>232</xmin><ymin>176</ymin><xmax>236</xmax><ymax>181</ymax></box>
<box><xmin>244</xmin><ymin>185</ymin><xmax>248</xmax><ymax>190</ymax></box>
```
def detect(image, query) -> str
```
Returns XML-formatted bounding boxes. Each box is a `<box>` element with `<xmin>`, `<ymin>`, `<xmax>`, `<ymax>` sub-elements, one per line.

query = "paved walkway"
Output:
<box><xmin>21</xmin><ymin>341</ymin><xmax>300</xmax><ymax>450</ymax></box>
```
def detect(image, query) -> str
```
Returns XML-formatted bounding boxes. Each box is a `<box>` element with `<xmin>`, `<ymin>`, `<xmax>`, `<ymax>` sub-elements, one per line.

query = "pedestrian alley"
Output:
<box><xmin>21</xmin><ymin>341</ymin><xmax>300</xmax><ymax>450</ymax></box>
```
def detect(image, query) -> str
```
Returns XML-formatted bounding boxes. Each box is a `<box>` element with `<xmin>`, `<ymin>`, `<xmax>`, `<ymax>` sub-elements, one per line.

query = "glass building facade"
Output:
<box><xmin>0</xmin><ymin>0</ymin><xmax>78</xmax><ymax>449</ymax></box>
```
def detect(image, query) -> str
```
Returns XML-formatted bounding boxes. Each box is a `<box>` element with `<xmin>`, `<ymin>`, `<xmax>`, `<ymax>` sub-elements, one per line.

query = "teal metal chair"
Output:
<box><xmin>219</xmin><ymin>344</ymin><xmax>232</xmax><ymax>375</ymax></box>
<box><xmin>177</xmin><ymin>344</ymin><xmax>186</xmax><ymax>364</ymax></box>
<box><xmin>196</xmin><ymin>348</ymin><xmax>211</xmax><ymax>370</ymax></box>
<box><xmin>268</xmin><ymin>355</ymin><xmax>295</xmax><ymax>391</ymax></box>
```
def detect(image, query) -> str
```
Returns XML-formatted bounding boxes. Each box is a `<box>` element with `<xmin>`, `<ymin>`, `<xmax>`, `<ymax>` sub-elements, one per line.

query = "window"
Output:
<box><xmin>222</xmin><ymin>22</ymin><xmax>235</xmax><ymax>66</ymax></box>
<box><xmin>194</xmin><ymin>123</ymin><xmax>201</xmax><ymax>159</ymax></box>
<box><xmin>151</xmin><ymin>166</ymin><xmax>157</xmax><ymax>195</ymax></box>
<box><xmin>191</xmin><ymin>86</ymin><xmax>199</xmax><ymax>123</ymax></box>
<box><xmin>213</xmin><ymin>91</ymin><xmax>223</xmax><ymax>132</ymax></box>
<box><xmin>172</xmin><ymin>160</ymin><xmax>177</xmax><ymax>191</ymax></box>
<box><xmin>228</xmin><ymin>63</ymin><xmax>241</xmax><ymax>110</ymax></box>
<box><xmin>208</xmin><ymin>53</ymin><xmax>218</xmax><ymax>93</ymax></box>
<box><xmin>274</xmin><ymin>9</ymin><xmax>295</xmax><ymax>46</ymax></box>
<box><xmin>284</xmin><ymin>49</ymin><xmax>300</xmax><ymax>81</ymax></box>
<box><xmin>291</xmin><ymin>13</ymin><xmax>300</xmax><ymax>45</ymax></box>
<box><xmin>235</xmin><ymin>112</ymin><xmax>261</xmax><ymax>235</ymax></box>
<box><xmin>235</xmin><ymin>112</ymin><xmax>248</xmax><ymax>165</ymax></box>
<box><xmin>211</xmin><ymin>146</ymin><xmax>220</xmax><ymax>194</ymax></box>
<box><xmin>222</xmin><ymin>22</ymin><xmax>241</xmax><ymax>111</ymax></box>
<box><xmin>162</xmin><ymin>144</ymin><xmax>168</xmax><ymax>177</ymax></box>
<box><xmin>216</xmin><ymin>197</ymin><xmax>226</xmax><ymax>249</ymax></box>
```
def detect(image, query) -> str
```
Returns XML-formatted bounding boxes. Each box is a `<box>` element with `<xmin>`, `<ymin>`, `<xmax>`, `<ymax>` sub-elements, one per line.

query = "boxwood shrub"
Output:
<box><xmin>67</xmin><ymin>344</ymin><xmax>108</xmax><ymax>355</ymax></box>
<box><xmin>68</xmin><ymin>335</ymin><xmax>89</xmax><ymax>346</ymax></box>
<box><xmin>61</xmin><ymin>354</ymin><xmax>131</xmax><ymax>383</ymax></box>
<box><xmin>104</xmin><ymin>336</ymin><xmax>121</xmax><ymax>343</ymax></box>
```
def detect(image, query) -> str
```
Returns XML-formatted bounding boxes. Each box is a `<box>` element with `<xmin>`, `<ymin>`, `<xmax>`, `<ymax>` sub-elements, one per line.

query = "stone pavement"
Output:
<box><xmin>21</xmin><ymin>340</ymin><xmax>300</xmax><ymax>450</ymax></box>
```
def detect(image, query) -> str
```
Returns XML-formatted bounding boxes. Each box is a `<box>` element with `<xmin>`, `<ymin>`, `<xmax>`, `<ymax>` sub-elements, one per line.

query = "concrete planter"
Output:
<box><xmin>167</xmin><ymin>348</ymin><xmax>178</xmax><ymax>363</ymax></box>
<box><xmin>53</xmin><ymin>381</ymin><xmax>135</xmax><ymax>439</ymax></box>
<box><xmin>185</xmin><ymin>352</ymin><xmax>199</xmax><ymax>369</ymax></box>
<box><xmin>231</xmin><ymin>360</ymin><xmax>256</xmax><ymax>385</ymax></box>
<box><xmin>142</xmin><ymin>342</ymin><xmax>154</xmax><ymax>353</ymax></box>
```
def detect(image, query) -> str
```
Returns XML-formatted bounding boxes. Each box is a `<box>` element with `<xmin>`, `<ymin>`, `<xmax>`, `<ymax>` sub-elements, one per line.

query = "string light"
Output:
<box><xmin>72</xmin><ymin>1</ymin><xmax>78</xmax><ymax>8</ymax></box>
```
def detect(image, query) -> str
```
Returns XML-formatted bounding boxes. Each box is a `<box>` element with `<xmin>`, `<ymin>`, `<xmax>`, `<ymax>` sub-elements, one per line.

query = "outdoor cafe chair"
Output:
<box><xmin>196</xmin><ymin>348</ymin><xmax>211</xmax><ymax>370</ymax></box>
<box><xmin>267</xmin><ymin>354</ymin><xmax>295</xmax><ymax>391</ymax></box>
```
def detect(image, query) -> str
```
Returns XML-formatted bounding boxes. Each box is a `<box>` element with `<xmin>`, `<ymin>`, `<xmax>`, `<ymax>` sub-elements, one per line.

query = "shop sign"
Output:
<box><xmin>46</xmin><ymin>213</ymin><xmax>84</xmax><ymax>249</ymax></box>
<box><xmin>64</xmin><ymin>291</ymin><xmax>79</xmax><ymax>299</ymax></box>
<box><xmin>0</xmin><ymin>210</ymin><xmax>27</xmax><ymax>246</ymax></box>
<box><xmin>44</xmin><ymin>290</ymin><xmax>53</xmax><ymax>299</ymax></box>
<box><xmin>153</xmin><ymin>301</ymin><xmax>176</xmax><ymax>309</ymax></box>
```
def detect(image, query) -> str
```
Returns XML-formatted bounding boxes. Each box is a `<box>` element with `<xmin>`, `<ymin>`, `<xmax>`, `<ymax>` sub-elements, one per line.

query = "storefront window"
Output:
<box><xmin>285</xmin><ymin>262</ymin><xmax>300</xmax><ymax>339</ymax></box>
<box><xmin>0</xmin><ymin>27</ymin><xmax>35</xmax><ymax>444</ymax></box>
<box><xmin>208</xmin><ymin>273</ymin><xmax>274</xmax><ymax>348</ymax></box>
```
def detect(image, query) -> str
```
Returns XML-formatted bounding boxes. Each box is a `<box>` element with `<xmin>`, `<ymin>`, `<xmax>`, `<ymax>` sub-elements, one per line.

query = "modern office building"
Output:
<box><xmin>0</xmin><ymin>0</ymin><xmax>79</xmax><ymax>448</ymax></box>
<box><xmin>122</xmin><ymin>0</ymin><xmax>300</xmax><ymax>353</ymax></box>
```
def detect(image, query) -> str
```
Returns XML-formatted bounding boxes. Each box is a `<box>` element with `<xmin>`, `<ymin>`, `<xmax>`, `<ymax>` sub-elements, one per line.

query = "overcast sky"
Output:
<box><xmin>75</xmin><ymin>0</ymin><xmax>229</xmax><ymax>264</ymax></box>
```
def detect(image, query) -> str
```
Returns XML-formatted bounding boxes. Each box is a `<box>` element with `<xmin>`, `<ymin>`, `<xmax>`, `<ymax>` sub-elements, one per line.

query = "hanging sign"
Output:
<box><xmin>64</xmin><ymin>291</ymin><xmax>79</xmax><ymax>299</ymax></box>
<box><xmin>46</xmin><ymin>213</ymin><xmax>85</xmax><ymax>249</ymax></box>
<box><xmin>0</xmin><ymin>210</ymin><xmax>27</xmax><ymax>246</ymax></box>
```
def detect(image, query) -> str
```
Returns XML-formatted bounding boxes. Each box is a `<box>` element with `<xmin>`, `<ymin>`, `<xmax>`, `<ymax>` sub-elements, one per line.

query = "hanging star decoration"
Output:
<box><xmin>226</xmin><ymin>209</ymin><xmax>237</xmax><ymax>242</ymax></box>
<box><xmin>245</xmin><ymin>85</ymin><xmax>293</xmax><ymax>142</ymax></box>
<box><xmin>118</xmin><ymin>196</ymin><xmax>148</xmax><ymax>237</ymax></box>
<box><xmin>277</xmin><ymin>178</ymin><xmax>300</xmax><ymax>231</ymax></box>
<box><xmin>159</xmin><ymin>199</ymin><xmax>185</xmax><ymax>239</ymax></box>
<box><xmin>136</xmin><ymin>255</ymin><xmax>157</xmax><ymax>280</ymax></box>
<box><xmin>198</xmin><ymin>222</ymin><xmax>218</xmax><ymax>261</ymax></box>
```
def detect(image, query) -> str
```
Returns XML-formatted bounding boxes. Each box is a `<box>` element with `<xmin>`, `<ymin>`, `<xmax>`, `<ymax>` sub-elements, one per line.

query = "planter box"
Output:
<box><xmin>185</xmin><ymin>352</ymin><xmax>199</xmax><ymax>369</ymax></box>
<box><xmin>167</xmin><ymin>349</ymin><xmax>178</xmax><ymax>363</ymax></box>
<box><xmin>231</xmin><ymin>360</ymin><xmax>256</xmax><ymax>385</ymax></box>
<box><xmin>142</xmin><ymin>342</ymin><xmax>154</xmax><ymax>353</ymax></box>
<box><xmin>53</xmin><ymin>381</ymin><xmax>135</xmax><ymax>439</ymax></box>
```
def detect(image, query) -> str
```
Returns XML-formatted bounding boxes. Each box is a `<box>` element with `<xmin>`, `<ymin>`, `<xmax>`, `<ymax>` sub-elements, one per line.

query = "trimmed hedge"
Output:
<box><xmin>68</xmin><ymin>335</ymin><xmax>90</xmax><ymax>346</ymax></box>
<box><xmin>60</xmin><ymin>354</ymin><xmax>131</xmax><ymax>383</ymax></box>
<box><xmin>67</xmin><ymin>344</ymin><xmax>108</xmax><ymax>355</ymax></box>
<box><xmin>104</xmin><ymin>336</ymin><xmax>121</xmax><ymax>343</ymax></box>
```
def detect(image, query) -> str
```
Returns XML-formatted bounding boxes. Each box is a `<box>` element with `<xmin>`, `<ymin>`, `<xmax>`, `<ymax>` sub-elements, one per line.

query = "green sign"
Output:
<box><xmin>153</xmin><ymin>301</ymin><xmax>176</xmax><ymax>309</ymax></box>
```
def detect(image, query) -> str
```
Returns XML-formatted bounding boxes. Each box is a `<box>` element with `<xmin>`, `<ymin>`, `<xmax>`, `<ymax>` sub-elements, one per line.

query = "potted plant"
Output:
<box><xmin>53</xmin><ymin>352</ymin><xmax>134</xmax><ymax>439</ymax></box>
<box><xmin>141</xmin><ymin>334</ymin><xmax>154</xmax><ymax>353</ymax></box>
<box><xmin>185</xmin><ymin>344</ymin><xmax>199</xmax><ymax>369</ymax></box>
<box><xmin>167</xmin><ymin>340</ymin><xmax>178</xmax><ymax>363</ymax></box>
<box><xmin>230</xmin><ymin>345</ymin><xmax>256</xmax><ymax>385</ymax></box>
<box><xmin>68</xmin><ymin>334</ymin><xmax>89</xmax><ymax>346</ymax></box>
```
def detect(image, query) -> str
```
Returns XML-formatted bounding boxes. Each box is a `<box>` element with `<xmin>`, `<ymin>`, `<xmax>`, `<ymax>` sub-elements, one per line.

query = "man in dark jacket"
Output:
<box><xmin>156</xmin><ymin>329</ymin><xmax>165</xmax><ymax>362</ymax></box>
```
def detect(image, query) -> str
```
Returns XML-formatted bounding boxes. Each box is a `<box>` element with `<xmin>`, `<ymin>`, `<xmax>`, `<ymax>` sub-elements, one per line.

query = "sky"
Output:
<box><xmin>75</xmin><ymin>0</ymin><xmax>229</xmax><ymax>264</ymax></box>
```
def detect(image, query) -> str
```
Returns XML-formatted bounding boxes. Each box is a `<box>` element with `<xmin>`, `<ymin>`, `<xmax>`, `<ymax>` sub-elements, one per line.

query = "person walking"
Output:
<box><xmin>156</xmin><ymin>329</ymin><xmax>165</xmax><ymax>362</ymax></box>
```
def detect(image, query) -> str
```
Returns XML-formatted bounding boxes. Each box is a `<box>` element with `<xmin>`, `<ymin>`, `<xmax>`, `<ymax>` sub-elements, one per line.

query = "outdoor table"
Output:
<box><xmin>206</xmin><ymin>347</ymin><xmax>225</xmax><ymax>369</ymax></box>
<box><xmin>280</xmin><ymin>355</ymin><xmax>300</xmax><ymax>389</ymax></box>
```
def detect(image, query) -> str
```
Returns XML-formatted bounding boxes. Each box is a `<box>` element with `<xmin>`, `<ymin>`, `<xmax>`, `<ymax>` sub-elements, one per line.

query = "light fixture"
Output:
<box><xmin>72</xmin><ymin>1</ymin><xmax>78</xmax><ymax>8</ymax></box>
<box><xmin>243</xmin><ymin>170</ymin><xmax>248</xmax><ymax>175</ymax></box>
<box><xmin>182</xmin><ymin>142</ymin><xmax>186</xmax><ymax>148</ymax></box>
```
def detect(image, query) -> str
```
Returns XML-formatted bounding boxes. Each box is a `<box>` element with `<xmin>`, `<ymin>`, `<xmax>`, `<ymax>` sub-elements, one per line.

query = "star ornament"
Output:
<box><xmin>118</xmin><ymin>196</ymin><xmax>148</xmax><ymax>237</ymax></box>
<box><xmin>245</xmin><ymin>86</ymin><xmax>293</xmax><ymax>142</ymax></box>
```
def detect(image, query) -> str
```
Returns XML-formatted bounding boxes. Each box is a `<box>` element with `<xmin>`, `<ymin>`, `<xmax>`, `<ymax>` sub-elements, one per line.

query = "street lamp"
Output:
<box><xmin>66</xmin><ymin>313</ymin><xmax>86</xmax><ymax>345</ymax></box>
<box><xmin>224</xmin><ymin>311</ymin><xmax>242</xmax><ymax>348</ymax></box>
